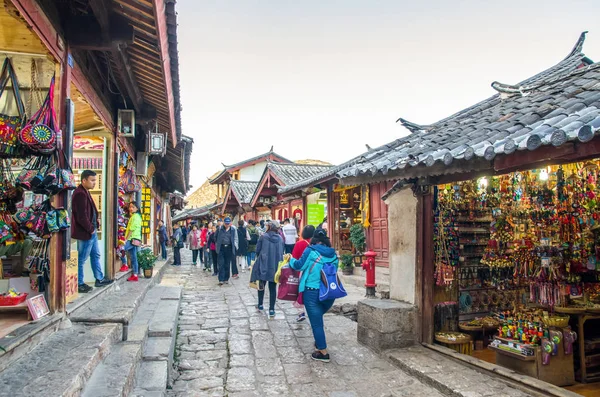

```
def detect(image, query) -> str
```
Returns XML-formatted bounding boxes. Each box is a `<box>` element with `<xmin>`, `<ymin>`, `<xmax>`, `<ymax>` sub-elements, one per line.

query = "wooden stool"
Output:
<box><xmin>435</xmin><ymin>332</ymin><xmax>473</xmax><ymax>355</ymax></box>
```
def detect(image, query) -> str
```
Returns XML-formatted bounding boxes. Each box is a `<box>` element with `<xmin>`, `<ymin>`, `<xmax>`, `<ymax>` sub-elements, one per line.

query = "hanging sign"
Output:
<box><xmin>307</xmin><ymin>204</ymin><xmax>325</xmax><ymax>226</ymax></box>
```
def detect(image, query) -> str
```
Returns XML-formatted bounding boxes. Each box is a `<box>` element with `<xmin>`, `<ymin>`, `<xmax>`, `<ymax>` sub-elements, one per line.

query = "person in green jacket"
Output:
<box><xmin>125</xmin><ymin>202</ymin><xmax>143</xmax><ymax>282</ymax></box>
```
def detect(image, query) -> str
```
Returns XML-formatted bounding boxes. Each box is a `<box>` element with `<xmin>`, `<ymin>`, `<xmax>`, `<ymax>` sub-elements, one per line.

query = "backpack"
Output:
<box><xmin>249</xmin><ymin>227</ymin><xmax>259</xmax><ymax>245</ymax></box>
<box><xmin>310</xmin><ymin>253</ymin><xmax>347</xmax><ymax>301</ymax></box>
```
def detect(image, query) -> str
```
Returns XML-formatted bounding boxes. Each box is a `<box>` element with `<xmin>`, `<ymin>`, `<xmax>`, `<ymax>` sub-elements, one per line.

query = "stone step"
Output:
<box><xmin>340</xmin><ymin>273</ymin><xmax>390</xmax><ymax>294</ymax></box>
<box><xmin>132</xmin><ymin>284</ymin><xmax>182</xmax><ymax>396</ymax></box>
<box><xmin>69</xmin><ymin>260</ymin><xmax>169</xmax><ymax>328</ymax></box>
<box><xmin>66</xmin><ymin>267</ymin><xmax>133</xmax><ymax>316</ymax></box>
<box><xmin>81</xmin><ymin>343</ymin><xmax>143</xmax><ymax>397</ymax></box>
<box><xmin>0</xmin><ymin>323</ymin><xmax>121</xmax><ymax>397</ymax></box>
<box><xmin>385</xmin><ymin>345</ymin><xmax>572</xmax><ymax>397</ymax></box>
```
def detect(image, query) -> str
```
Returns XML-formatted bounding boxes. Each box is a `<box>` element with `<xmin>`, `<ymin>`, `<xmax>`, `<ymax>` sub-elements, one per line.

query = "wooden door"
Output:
<box><xmin>367</xmin><ymin>182</ymin><xmax>393</xmax><ymax>267</ymax></box>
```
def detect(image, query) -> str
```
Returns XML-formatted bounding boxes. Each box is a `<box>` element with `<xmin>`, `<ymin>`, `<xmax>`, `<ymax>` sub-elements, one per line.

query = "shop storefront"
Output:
<box><xmin>430</xmin><ymin>159</ymin><xmax>600</xmax><ymax>393</ymax></box>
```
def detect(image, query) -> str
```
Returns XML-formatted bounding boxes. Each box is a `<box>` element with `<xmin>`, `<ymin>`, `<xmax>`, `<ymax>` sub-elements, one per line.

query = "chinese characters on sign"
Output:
<box><xmin>142</xmin><ymin>187</ymin><xmax>151</xmax><ymax>238</ymax></box>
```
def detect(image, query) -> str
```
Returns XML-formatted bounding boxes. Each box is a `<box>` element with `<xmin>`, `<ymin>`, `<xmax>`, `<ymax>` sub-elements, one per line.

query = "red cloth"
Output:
<box><xmin>200</xmin><ymin>228</ymin><xmax>208</xmax><ymax>245</ymax></box>
<box><xmin>291</xmin><ymin>239</ymin><xmax>309</xmax><ymax>260</ymax></box>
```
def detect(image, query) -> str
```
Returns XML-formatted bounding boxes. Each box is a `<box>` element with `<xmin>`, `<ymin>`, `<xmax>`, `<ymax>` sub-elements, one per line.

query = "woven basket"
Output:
<box><xmin>435</xmin><ymin>332</ymin><xmax>471</xmax><ymax>344</ymax></box>
<box><xmin>543</xmin><ymin>315</ymin><xmax>570</xmax><ymax>328</ymax></box>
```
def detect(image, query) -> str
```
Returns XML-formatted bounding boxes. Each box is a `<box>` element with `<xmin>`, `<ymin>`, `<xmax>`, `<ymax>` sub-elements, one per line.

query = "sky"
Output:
<box><xmin>176</xmin><ymin>0</ymin><xmax>600</xmax><ymax>192</ymax></box>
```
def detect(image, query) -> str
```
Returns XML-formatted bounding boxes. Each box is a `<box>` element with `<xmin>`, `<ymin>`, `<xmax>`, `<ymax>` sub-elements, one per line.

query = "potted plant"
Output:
<box><xmin>349</xmin><ymin>223</ymin><xmax>366</xmax><ymax>265</ymax></box>
<box><xmin>340</xmin><ymin>254</ymin><xmax>355</xmax><ymax>275</ymax></box>
<box><xmin>137</xmin><ymin>248</ymin><xmax>157</xmax><ymax>278</ymax></box>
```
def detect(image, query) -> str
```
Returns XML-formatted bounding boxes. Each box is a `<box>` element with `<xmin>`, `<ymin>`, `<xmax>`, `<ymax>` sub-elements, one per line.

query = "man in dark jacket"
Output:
<box><xmin>72</xmin><ymin>170</ymin><xmax>113</xmax><ymax>293</ymax></box>
<box><xmin>216</xmin><ymin>217</ymin><xmax>238</xmax><ymax>285</ymax></box>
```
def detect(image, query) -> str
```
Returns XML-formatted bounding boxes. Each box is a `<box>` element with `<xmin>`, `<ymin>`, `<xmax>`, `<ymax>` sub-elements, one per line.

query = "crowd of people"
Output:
<box><xmin>163</xmin><ymin>216</ymin><xmax>337</xmax><ymax>362</ymax></box>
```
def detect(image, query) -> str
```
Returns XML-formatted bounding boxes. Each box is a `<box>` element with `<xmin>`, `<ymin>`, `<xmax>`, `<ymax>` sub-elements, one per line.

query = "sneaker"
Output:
<box><xmin>192</xmin><ymin>262</ymin><xmax>197</xmax><ymax>266</ymax></box>
<box><xmin>311</xmin><ymin>351</ymin><xmax>330</xmax><ymax>363</ymax></box>
<box><xmin>269</xmin><ymin>310</ymin><xmax>275</xmax><ymax>319</ymax></box>
<box><xmin>224</xmin><ymin>280</ymin><xmax>229</xmax><ymax>284</ymax></box>
<box><xmin>127</xmin><ymin>274</ymin><xmax>139</xmax><ymax>282</ymax></box>
<box><xmin>218</xmin><ymin>282</ymin><xmax>223</xmax><ymax>286</ymax></box>
<box><xmin>95</xmin><ymin>278</ymin><xmax>114</xmax><ymax>287</ymax></box>
<box><xmin>119</xmin><ymin>265</ymin><xmax>129</xmax><ymax>272</ymax></box>
<box><xmin>78</xmin><ymin>284</ymin><xmax>93</xmax><ymax>293</ymax></box>
<box><xmin>256</xmin><ymin>305</ymin><xmax>264</xmax><ymax>311</ymax></box>
<box><xmin>296</xmin><ymin>312</ymin><xmax>306</xmax><ymax>322</ymax></box>
<box><xmin>212</xmin><ymin>272</ymin><xmax>218</xmax><ymax>276</ymax></box>
<box><xmin>232</xmin><ymin>274</ymin><xmax>239</xmax><ymax>279</ymax></box>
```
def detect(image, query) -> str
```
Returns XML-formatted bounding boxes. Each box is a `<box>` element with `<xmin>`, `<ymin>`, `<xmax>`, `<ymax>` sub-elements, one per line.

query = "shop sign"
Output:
<box><xmin>307</xmin><ymin>204</ymin><xmax>325</xmax><ymax>226</ymax></box>
<box><xmin>142</xmin><ymin>187</ymin><xmax>151</xmax><ymax>236</ymax></box>
<box><xmin>65</xmin><ymin>253</ymin><xmax>78</xmax><ymax>303</ymax></box>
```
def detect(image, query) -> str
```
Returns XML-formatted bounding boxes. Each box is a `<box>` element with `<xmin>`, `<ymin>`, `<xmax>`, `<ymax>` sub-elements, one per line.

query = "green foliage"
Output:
<box><xmin>349</xmin><ymin>224</ymin><xmax>366</xmax><ymax>253</ymax></box>
<box><xmin>137</xmin><ymin>248</ymin><xmax>157</xmax><ymax>270</ymax></box>
<box><xmin>340</xmin><ymin>254</ymin><xmax>354</xmax><ymax>270</ymax></box>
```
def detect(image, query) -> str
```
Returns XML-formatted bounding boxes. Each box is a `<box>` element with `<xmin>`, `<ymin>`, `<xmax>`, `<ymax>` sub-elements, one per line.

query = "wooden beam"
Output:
<box><xmin>153</xmin><ymin>0</ymin><xmax>177</xmax><ymax>145</ymax></box>
<box><xmin>66</xmin><ymin>15</ymin><xmax>135</xmax><ymax>51</ymax></box>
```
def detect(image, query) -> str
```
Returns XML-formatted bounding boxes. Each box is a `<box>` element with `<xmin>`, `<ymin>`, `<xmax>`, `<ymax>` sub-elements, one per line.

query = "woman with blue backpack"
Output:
<box><xmin>288</xmin><ymin>228</ymin><xmax>345</xmax><ymax>363</ymax></box>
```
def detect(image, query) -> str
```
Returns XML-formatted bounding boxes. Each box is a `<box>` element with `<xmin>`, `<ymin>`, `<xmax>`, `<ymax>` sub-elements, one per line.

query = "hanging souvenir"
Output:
<box><xmin>19</xmin><ymin>75</ymin><xmax>59</xmax><ymax>154</ymax></box>
<box><xmin>0</xmin><ymin>58</ymin><xmax>26</xmax><ymax>157</ymax></box>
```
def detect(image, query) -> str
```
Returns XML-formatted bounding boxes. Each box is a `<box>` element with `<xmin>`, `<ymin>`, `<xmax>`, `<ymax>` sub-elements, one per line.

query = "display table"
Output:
<box><xmin>490</xmin><ymin>336</ymin><xmax>575</xmax><ymax>386</ymax></box>
<box><xmin>435</xmin><ymin>332</ymin><xmax>473</xmax><ymax>355</ymax></box>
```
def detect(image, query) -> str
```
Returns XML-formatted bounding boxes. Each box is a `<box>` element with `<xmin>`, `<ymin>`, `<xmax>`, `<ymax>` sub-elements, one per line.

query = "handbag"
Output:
<box><xmin>277</xmin><ymin>266</ymin><xmax>300</xmax><ymax>301</ymax></box>
<box><xmin>0</xmin><ymin>159</ymin><xmax>22</xmax><ymax>202</ymax></box>
<box><xmin>19</xmin><ymin>75</ymin><xmax>59</xmax><ymax>154</ymax></box>
<box><xmin>46</xmin><ymin>150</ymin><xmax>76</xmax><ymax>195</ymax></box>
<box><xmin>131</xmin><ymin>238</ymin><xmax>142</xmax><ymax>247</ymax></box>
<box><xmin>0</xmin><ymin>58</ymin><xmax>26</xmax><ymax>157</ymax></box>
<box><xmin>56</xmin><ymin>207</ymin><xmax>70</xmax><ymax>230</ymax></box>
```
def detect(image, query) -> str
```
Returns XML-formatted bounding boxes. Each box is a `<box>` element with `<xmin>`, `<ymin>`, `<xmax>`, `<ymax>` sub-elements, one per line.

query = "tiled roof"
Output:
<box><xmin>209</xmin><ymin>149</ymin><xmax>292</xmax><ymax>184</ymax></box>
<box><xmin>229</xmin><ymin>180</ymin><xmax>259</xmax><ymax>204</ymax></box>
<box><xmin>268</xmin><ymin>163</ymin><xmax>334</xmax><ymax>187</ymax></box>
<box><xmin>172</xmin><ymin>204</ymin><xmax>213</xmax><ymax>222</ymax></box>
<box><xmin>336</xmin><ymin>32</ymin><xmax>600</xmax><ymax>180</ymax></box>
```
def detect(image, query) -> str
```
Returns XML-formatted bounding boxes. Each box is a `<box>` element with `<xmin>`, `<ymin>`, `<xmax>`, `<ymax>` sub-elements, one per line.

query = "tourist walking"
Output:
<box><xmin>216</xmin><ymin>217</ymin><xmax>238</xmax><ymax>285</ymax></box>
<box><xmin>157</xmin><ymin>220</ymin><xmax>168</xmax><ymax>260</ymax></box>
<box><xmin>247</xmin><ymin>220</ymin><xmax>259</xmax><ymax>266</ymax></box>
<box><xmin>289</xmin><ymin>229</ymin><xmax>339</xmax><ymax>362</ymax></box>
<box><xmin>291</xmin><ymin>225</ymin><xmax>316</xmax><ymax>322</ymax></box>
<box><xmin>208</xmin><ymin>223</ymin><xmax>218</xmax><ymax>276</ymax></box>
<box><xmin>188</xmin><ymin>224</ymin><xmax>203</xmax><ymax>266</ymax></box>
<box><xmin>282</xmin><ymin>218</ymin><xmax>298</xmax><ymax>254</ymax></box>
<box><xmin>171</xmin><ymin>223</ymin><xmax>183</xmax><ymax>266</ymax></box>
<box><xmin>200</xmin><ymin>223</ymin><xmax>209</xmax><ymax>270</ymax></box>
<box><xmin>124</xmin><ymin>202</ymin><xmax>143</xmax><ymax>281</ymax></box>
<box><xmin>72</xmin><ymin>170</ymin><xmax>113</xmax><ymax>293</ymax></box>
<box><xmin>236</xmin><ymin>220</ymin><xmax>250</xmax><ymax>273</ymax></box>
<box><xmin>250</xmin><ymin>220</ymin><xmax>284</xmax><ymax>319</ymax></box>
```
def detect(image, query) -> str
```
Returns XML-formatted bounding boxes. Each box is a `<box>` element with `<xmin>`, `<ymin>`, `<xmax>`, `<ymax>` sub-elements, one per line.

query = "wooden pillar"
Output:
<box><xmin>417</xmin><ymin>191</ymin><xmax>434</xmax><ymax>344</ymax></box>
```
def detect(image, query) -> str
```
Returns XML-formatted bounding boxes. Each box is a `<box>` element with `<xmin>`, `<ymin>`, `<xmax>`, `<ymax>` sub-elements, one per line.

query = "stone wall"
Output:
<box><xmin>384</xmin><ymin>187</ymin><xmax>418</xmax><ymax>305</ymax></box>
<box><xmin>357</xmin><ymin>299</ymin><xmax>417</xmax><ymax>353</ymax></box>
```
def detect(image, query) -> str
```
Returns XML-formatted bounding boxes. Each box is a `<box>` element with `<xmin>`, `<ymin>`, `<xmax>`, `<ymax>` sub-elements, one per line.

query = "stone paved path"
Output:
<box><xmin>163</xmin><ymin>249</ymin><xmax>449</xmax><ymax>397</ymax></box>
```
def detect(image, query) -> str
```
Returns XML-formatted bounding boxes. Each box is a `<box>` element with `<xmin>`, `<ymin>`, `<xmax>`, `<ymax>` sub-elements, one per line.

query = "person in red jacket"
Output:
<box><xmin>291</xmin><ymin>225</ymin><xmax>316</xmax><ymax>322</ymax></box>
<box><xmin>200</xmin><ymin>223</ymin><xmax>209</xmax><ymax>271</ymax></box>
<box><xmin>71</xmin><ymin>170</ymin><xmax>113</xmax><ymax>293</ymax></box>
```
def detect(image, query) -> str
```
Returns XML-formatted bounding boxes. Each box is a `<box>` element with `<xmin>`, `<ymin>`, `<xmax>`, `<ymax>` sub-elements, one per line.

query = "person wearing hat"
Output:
<box><xmin>216</xmin><ymin>216</ymin><xmax>238</xmax><ymax>285</ymax></box>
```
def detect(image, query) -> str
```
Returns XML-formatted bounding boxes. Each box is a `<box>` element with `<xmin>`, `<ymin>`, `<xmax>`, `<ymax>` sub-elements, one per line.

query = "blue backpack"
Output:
<box><xmin>313</xmin><ymin>255</ymin><xmax>347</xmax><ymax>301</ymax></box>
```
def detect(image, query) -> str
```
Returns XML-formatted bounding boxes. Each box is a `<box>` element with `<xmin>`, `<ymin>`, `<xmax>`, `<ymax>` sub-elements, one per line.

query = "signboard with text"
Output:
<box><xmin>307</xmin><ymin>204</ymin><xmax>325</xmax><ymax>226</ymax></box>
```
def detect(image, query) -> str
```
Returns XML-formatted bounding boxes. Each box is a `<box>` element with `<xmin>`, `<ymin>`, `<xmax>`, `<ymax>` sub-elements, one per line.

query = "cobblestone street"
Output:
<box><xmin>162</xmin><ymin>250</ymin><xmax>447</xmax><ymax>397</ymax></box>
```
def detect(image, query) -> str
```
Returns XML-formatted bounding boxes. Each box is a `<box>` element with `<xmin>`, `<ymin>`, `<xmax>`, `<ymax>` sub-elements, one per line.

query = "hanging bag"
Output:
<box><xmin>277</xmin><ymin>265</ymin><xmax>300</xmax><ymax>301</ymax></box>
<box><xmin>19</xmin><ymin>75</ymin><xmax>58</xmax><ymax>154</ymax></box>
<box><xmin>0</xmin><ymin>58</ymin><xmax>27</xmax><ymax>157</ymax></box>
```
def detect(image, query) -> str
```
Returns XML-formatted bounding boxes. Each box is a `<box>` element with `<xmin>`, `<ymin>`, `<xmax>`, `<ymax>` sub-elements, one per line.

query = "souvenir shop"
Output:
<box><xmin>0</xmin><ymin>52</ymin><xmax>72</xmax><ymax>335</ymax></box>
<box><xmin>431</xmin><ymin>159</ymin><xmax>600</xmax><ymax>393</ymax></box>
<box><xmin>331</xmin><ymin>185</ymin><xmax>364</xmax><ymax>254</ymax></box>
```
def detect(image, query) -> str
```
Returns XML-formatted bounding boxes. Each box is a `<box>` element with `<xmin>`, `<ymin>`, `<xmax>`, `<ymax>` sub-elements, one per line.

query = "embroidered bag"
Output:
<box><xmin>19</xmin><ymin>76</ymin><xmax>59</xmax><ymax>154</ymax></box>
<box><xmin>0</xmin><ymin>58</ymin><xmax>26</xmax><ymax>157</ymax></box>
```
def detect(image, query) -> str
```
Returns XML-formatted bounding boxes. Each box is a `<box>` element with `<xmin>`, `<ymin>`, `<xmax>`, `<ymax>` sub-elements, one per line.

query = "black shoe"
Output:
<box><xmin>78</xmin><ymin>284</ymin><xmax>93</xmax><ymax>293</ymax></box>
<box><xmin>311</xmin><ymin>351</ymin><xmax>330</xmax><ymax>363</ymax></box>
<box><xmin>95</xmin><ymin>278</ymin><xmax>114</xmax><ymax>287</ymax></box>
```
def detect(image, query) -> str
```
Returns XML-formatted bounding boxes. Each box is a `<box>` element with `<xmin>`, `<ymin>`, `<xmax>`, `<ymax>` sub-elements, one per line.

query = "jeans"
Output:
<box><xmin>303</xmin><ymin>289</ymin><xmax>335</xmax><ymax>350</ymax></box>
<box><xmin>285</xmin><ymin>244</ymin><xmax>295</xmax><ymax>254</ymax></box>
<box><xmin>160</xmin><ymin>240</ymin><xmax>167</xmax><ymax>260</ymax></box>
<box><xmin>192</xmin><ymin>249</ymin><xmax>200</xmax><ymax>264</ymax></box>
<box><xmin>204</xmin><ymin>248</ymin><xmax>212</xmax><ymax>269</ymax></box>
<box><xmin>257</xmin><ymin>281</ymin><xmax>277</xmax><ymax>311</ymax></box>
<box><xmin>236</xmin><ymin>256</ymin><xmax>247</xmax><ymax>271</ymax></box>
<box><xmin>218</xmin><ymin>246</ymin><xmax>234</xmax><ymax>281</ymax></box>
<box><xmin>173</xmin><ymin>247</ymin><xmax>181</xmax><ymax>265</ymax></box>
<box><xmin>246</xmin><ymin>251</ymin><xmax>255</xmax><ymax>266</ymax></box>
<box><xmin>125</xmin><ymin>240</ymin><xmax>139</xmax><ymax>274</ymax></box>
<box><xmin>77</xmin><ymin>233</ymin><xmax>104</xmax><ymax>285</ymax></box>
<box><xmin>211</xmin><ymin>250</ymin><xmax>218</xmax><ymax>273</ymax></box>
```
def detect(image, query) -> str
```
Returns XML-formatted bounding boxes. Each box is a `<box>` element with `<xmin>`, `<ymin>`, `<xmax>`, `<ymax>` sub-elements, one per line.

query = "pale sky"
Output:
<box><xmin>176</xmin><ymin>0</ymin><xmax>600</xmax><ymax>192</ymax></box>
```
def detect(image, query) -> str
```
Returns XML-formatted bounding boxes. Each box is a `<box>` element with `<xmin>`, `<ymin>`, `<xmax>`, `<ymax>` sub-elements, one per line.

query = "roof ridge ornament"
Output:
<box><xmin>396</xmin><ymin>117</ymin><xmax>430</xmax><ymax>134</ymax></box>
<box><xmin>565</xmin><ymin>31</ymin><xmax>588</xmax><ymax>60</ymax></box>
<box><xmin>491</xmin><ymin>81</ymin><xmax>535</xmax><ymax>96</ymax></box>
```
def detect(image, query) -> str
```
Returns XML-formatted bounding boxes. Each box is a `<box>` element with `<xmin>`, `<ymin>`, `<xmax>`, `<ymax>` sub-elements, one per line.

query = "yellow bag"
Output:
<box><xmin>274</xmin><ymin>257</ymin><xmax>290</xmax><ymax>284</ymax></box>
<box><xmin>249</xmin><ymin>281</ymin><xmax>259</xmax><ymax>289</ymax></box>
